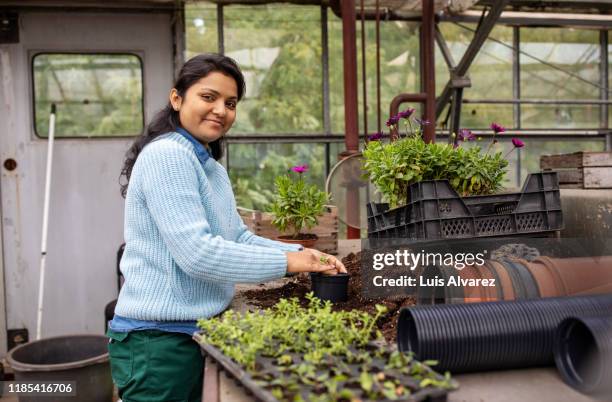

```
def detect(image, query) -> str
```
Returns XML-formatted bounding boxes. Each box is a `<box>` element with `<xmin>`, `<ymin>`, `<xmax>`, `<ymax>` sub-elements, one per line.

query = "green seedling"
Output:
<box><xmin>196</xmin><ymin>293</ymin><xmax>456</xmax><ymax>400</ymax></box>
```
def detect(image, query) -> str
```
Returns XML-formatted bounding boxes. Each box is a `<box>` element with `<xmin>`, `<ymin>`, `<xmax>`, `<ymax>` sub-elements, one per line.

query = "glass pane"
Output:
<box><xmin>185</xmin><ymin>2</ymin><xmax>219</xmax><ymax>58</ymax></box>
<box><xmin>328</xmin><ymin>15</ymin><xmax>345</xmax><ymax>135</ymax></box>
<box><xmin>460</xmin><ymin>104</ymin><xmax>514</xmax><ymax>130</ymax></box>
<box><xmin>436</xmin><ymin>23</ymin><xmax>513</xmax><ymax>130</ymax></box>
<box><xmin>33</xmin><ymin>54</ymin><xmax>143</xmax><ymax>137</ymax></box>
<box><xmin>223</xmin><ymin>5</ymin><xmax>323</xmax><ymax>134</ymax></box>
<box><xmin>520</xmin><ymin>28</ymin><xmax>600</xmax><ymax>128</ymax></box>
<box><xmin>353</xmin><ymin>19</ymin><xmax>421</xmax><ymax>135</ymax></box>
<box><xmin>229</xmin><ymin>143</ymin><xmax>326</xmax><ymax>211</ymax></box>
<box><xmin>521</xmin><ymin>104</ymin><xmax>599</xmax><ymax>129</ymax></box>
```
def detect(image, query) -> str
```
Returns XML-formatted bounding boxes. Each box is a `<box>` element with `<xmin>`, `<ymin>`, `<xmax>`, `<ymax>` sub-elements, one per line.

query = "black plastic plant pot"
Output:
<box><xmin>396</xmin><ymin>294</ymin><xmax>612</xmax><ymax>373</ymax></box>
<box><xmin>309</xmin><ymin>273</ymin><xmax>349</xmax><ymax>303</ymax></box>
<box><xmin>554</xmin><ymin>315</ymin><xmax>612</xmax><ymax>398</ymax></box>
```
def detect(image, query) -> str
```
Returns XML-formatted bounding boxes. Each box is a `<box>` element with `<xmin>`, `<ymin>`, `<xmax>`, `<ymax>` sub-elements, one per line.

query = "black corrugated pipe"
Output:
<box><xmin>554</xmin><ymin>315</ymin><xmax>612</xmax><ymax>399</ymax></box>
<box><xmin>397</xmin><ymin>294</ymin><xmax>612</xmax><ymax>373</ymax></box>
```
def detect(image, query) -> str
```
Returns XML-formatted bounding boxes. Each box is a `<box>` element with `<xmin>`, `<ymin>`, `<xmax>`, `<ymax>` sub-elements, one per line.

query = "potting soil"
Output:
<box><xmin>242</xmin><ymin>252</ymin><xmax>415</xmax><ymax>344</ymax></box>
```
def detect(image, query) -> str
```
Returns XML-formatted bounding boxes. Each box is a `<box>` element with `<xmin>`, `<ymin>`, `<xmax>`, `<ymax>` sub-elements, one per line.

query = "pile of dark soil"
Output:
<box><xmin>242</xmin><ymin>252</ymin><xmax>415</xmax><ymax>344</ymax></box>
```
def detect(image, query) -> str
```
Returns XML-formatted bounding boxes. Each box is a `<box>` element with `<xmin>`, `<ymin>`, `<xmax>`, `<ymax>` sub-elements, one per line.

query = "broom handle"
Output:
<box><xmin>36</xmin><ymin>104</ymin><xmax>56</xmax><ymax>341</ymax></box>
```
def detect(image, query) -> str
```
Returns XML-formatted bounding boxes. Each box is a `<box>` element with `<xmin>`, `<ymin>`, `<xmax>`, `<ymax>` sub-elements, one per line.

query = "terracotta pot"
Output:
<box><xmin>499</xmin><ymin>259</ymin><xmax>540</xmax><ymax>299</ymax></box>
<box><xmin>517</xmin><ymin>258</ymin><xmax>565</xmax><ymax>298</ymax></box>
<box><xmin>574</xmin><ymin>282</ymin><xmax>612</xmax><ymax>296</ymax></box>
<box><xmin>276</xmin><ymin>234</ymin><xmax>318</xmax><ymax>249</ymax></box>
<box><xmin>459</xmin><ymin>264</ymin><xmax>493</xmax><ymax>303</ymax></box>
<box><xmin>533</xmin><ymin>256</ymin><xmax>612</xmax><ymax>297</ymax></box>
<box><xmin>486</xmin><ymin>260</ymin><xmax>515</xmax><ymax>301</ymax></box>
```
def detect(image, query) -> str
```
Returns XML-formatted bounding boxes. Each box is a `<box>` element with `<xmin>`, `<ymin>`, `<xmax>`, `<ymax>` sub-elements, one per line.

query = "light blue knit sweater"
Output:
<box><xmin>114</xmin><ymin>131</ymin><xmax>300</xmax><ymax>321</ymax></box>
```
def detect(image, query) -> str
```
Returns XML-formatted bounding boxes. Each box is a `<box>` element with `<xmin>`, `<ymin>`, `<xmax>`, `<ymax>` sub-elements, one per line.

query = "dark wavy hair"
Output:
<box><xmin>119</xmin><ymin>53</ymin><xmax>246</xmax><ymax>198</ymax></box>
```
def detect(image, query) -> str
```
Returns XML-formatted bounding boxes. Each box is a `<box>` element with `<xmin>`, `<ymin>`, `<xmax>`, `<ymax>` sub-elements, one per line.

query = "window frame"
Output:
<box><xmin>30</xmin><ymin>51</ymin><xmax>146</xmax><ymax>139</ymax></box>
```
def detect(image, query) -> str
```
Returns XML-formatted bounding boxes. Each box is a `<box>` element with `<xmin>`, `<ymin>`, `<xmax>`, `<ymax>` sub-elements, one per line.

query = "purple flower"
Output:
<box><xmin>386</xmin><ymin>115</ymin><xmax>400</xmax><ymax>127</ymax></box>
<box><xmin>458</xmin><ymin>129</ymin><xmax>476</xmax><ymax>142</ymax></box>
<box><xmin>490</xmin><ymin>122</ymin><xmax>506</xmax><ymax>134</ymax></box>
<box><xmin>511</xmin><ymin>138</ymin><xmax>525</xmax><ymax>148</ymax></box>
<box><xmin>415</xmin><ymin>118</ymin><xmax>430</xmax><ymax>126</ymax></box>
<box><xmin>398</xmin><ymin>108</ymin><xmax>415</xmax><ymax>119</ymax></box>
<box><xmin>291</xmin><ymin>164</ymin><xmax>309</xmax><ymax>174</ymax></box>
<box><xmin>368</xmin><ymin>132</ymin><xmax>384</xmax><ymax>141</ymax></box>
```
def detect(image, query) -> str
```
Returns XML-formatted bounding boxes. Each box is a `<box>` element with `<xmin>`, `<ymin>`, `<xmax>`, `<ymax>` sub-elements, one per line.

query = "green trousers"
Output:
<box><xmin>107</xmin><ymin>329</ymin><xmax>203</xmax><ymax>402</ymax></box>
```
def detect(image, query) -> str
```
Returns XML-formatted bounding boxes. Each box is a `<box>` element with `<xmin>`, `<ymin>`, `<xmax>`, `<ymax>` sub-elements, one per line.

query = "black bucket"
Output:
<box><xmin>554</xmin><ymin>315</ymin><xmax>612</xmax><ymax>399</ymax></box>
<box><xmin>6</xmin><ymin>335</ymin><xmax>112</xmax><ymax>402</ymax></box>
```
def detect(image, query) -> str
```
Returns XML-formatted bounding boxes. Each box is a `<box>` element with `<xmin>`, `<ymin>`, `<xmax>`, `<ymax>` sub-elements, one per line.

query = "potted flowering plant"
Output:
<box><xmin>362</xmin><ymin>108</ymin><xmax>563</xmax><ymax>241</ymax></box>
<box><xmin>271</xmin><ymin>164</ymin><xmax>329</xmax><ymax>248</ymax></box>
<box><xmin>363</xmin><ymin>108</ymin><xmax>525</xmax><ymax>208</ymax></box>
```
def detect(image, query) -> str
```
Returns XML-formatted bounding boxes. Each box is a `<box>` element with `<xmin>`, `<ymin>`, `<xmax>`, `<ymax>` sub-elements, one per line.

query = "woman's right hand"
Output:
<box><xmin>286</xmin><ymin>249</ymin><xmax>346</xmax><ymax>275</ymax></box>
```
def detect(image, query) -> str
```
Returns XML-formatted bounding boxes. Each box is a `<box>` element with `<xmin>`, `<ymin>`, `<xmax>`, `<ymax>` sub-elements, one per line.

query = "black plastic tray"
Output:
<box><xmin>367</xmin><ymin>172</ymin><xmax>563</xmax><ymax>240</ymax></box>
<box><xmin>194</xmin><ymin>333</ymin><xmax>455</xmax><ymax>402</ymax></box>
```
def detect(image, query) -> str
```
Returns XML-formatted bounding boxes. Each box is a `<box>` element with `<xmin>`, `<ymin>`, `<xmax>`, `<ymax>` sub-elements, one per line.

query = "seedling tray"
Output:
<box><xmin>194</xmin><ymin>333</ymin><xmax>455</xmax><ymax>402</ymax></box>
<box><xmin>367</xmin><ymin>172</ymin><xmax>563</xmax><ymax>240</ymax></box>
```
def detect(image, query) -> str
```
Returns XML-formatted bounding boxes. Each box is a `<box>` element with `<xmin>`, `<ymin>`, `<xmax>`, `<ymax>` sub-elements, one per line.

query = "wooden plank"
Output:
<box><xmin>203</xmin><ymin>356</ymin><xmax>219</xmax><ymax>402</ymax></box>
<box><xmin>584</xmin><ymin>167</ymin><xmax>612</xmax><ymax>188</ymax></box>
<box><xmin>558</xmin><ymin>183</ymin><xmax>584</xmax><ymax>189</ymax></box>
<box><xmin>557</xmin><ymin>169</ymin><xmax>583</xmax><ymax>184</ymax></box>
<box><xmin>238</xmin><ymin>206</ymin><xmax>338</xmax><ymax>254</ymax></box>
<box><xmin>582</xmin><ymin>152</ymin><xmax>612</xmax><ymax>167</ymax></box>
<box><xmin>541</xmin><ymin>152</ymin><xmax>612</xmax><ymax>169</ymax></box>
<box><xmin>540</xmin><ymin>152</ymin><xmax>584</xmax><ymax>169</ymax></box>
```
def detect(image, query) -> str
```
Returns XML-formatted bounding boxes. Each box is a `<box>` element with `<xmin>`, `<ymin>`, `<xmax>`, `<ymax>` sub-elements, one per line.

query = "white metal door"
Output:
<box><xmin>0</xmin><ymin>9</ymin><xmax>174</xmax><ymax>352</ymax></box>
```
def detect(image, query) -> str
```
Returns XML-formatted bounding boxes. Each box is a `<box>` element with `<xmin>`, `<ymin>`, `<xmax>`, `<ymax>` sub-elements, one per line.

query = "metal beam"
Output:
<box><xmin>450</xmin><ymin>9</ymin><xmax>612</xmax><ymax>28</ymax></box>
<box><xmin>513</xmin><ymin>25</ymin><xmax>521</xmax><ymax>187</ymax></box>
<box><xmin>222</xmin><ymin>130</ymin><xmax>610</xmax><ymax>143</ymax></box>
<box><xmin>435</xmin><ymin>25</ymin><xmax>456</xmax><ymax>70</ymax></box>
<box><xmin>421</xmin><ymin>0</ymin><xmax>435</xmax><ymax>142</ymax></box>
<box><xmin>340</xmin><ymin>0</ymin><xmax>361</xmax><ymax>239</ymax></box>
<box><xmin>462</xmin><ymin>98</ymin><xmax>612</xmax><ymax>105</ymax></box>
<box><xmin>341</xmin><ymin>0</ymin><xmax>359</xmax><ymax>152</ymax></box>
<box><xmin>217</xmin><ymin>4</ymin><xmax>224</xmax><ymax>54</ymax></box>
<box><xmin>600</xmin><ymin>30</ymin><xmax>610</xmax><ymax>151</ymax></box>
<box><xmin>435</xmin><ymin>1</ymin><xmax>510</xmax><ymax>119</ymax></box>
<box><xmin>449</xmin><ymin>87</ymin><xmax>463</xmax><ymax>144</ymax></box>
<box><xmin>321</xmin><ymin>5</ymin><xmax>331</xmax><ymax>176</ymax></box>
<box><xmin>171</xmin><ymin>0</ymin><xmax>185</xmax><ymax>80</ymax></box>
<box><xmin>226</xmin><ymin>135</ymin><xmax>346</xmax><ymax>144</ymax></box>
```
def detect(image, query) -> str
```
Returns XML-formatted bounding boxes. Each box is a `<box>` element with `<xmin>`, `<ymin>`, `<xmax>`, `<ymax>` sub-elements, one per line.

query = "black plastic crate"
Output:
<box><xmin>367</xmin><ymin>172</ymin><xmax>563</xmax><ymax>240</ymax></box>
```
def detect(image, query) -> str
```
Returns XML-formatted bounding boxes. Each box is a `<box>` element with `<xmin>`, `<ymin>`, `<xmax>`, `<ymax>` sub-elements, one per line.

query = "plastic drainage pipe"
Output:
<box><xmin>397</xmin><ymin>294</ymin><xmax>612</xmax><ymax>373</ymax></box>
<box><xmin>554</xmin><ymin>315</ymin><xmax>612</xmax><ymax>399</ymax></box>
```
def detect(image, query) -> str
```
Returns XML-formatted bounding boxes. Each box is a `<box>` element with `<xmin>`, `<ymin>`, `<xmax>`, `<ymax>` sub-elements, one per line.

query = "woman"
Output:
<box><xmin>108</xmin><ymin>53</ymin><xmax>346</xmax><ymax>402</ymax></box>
